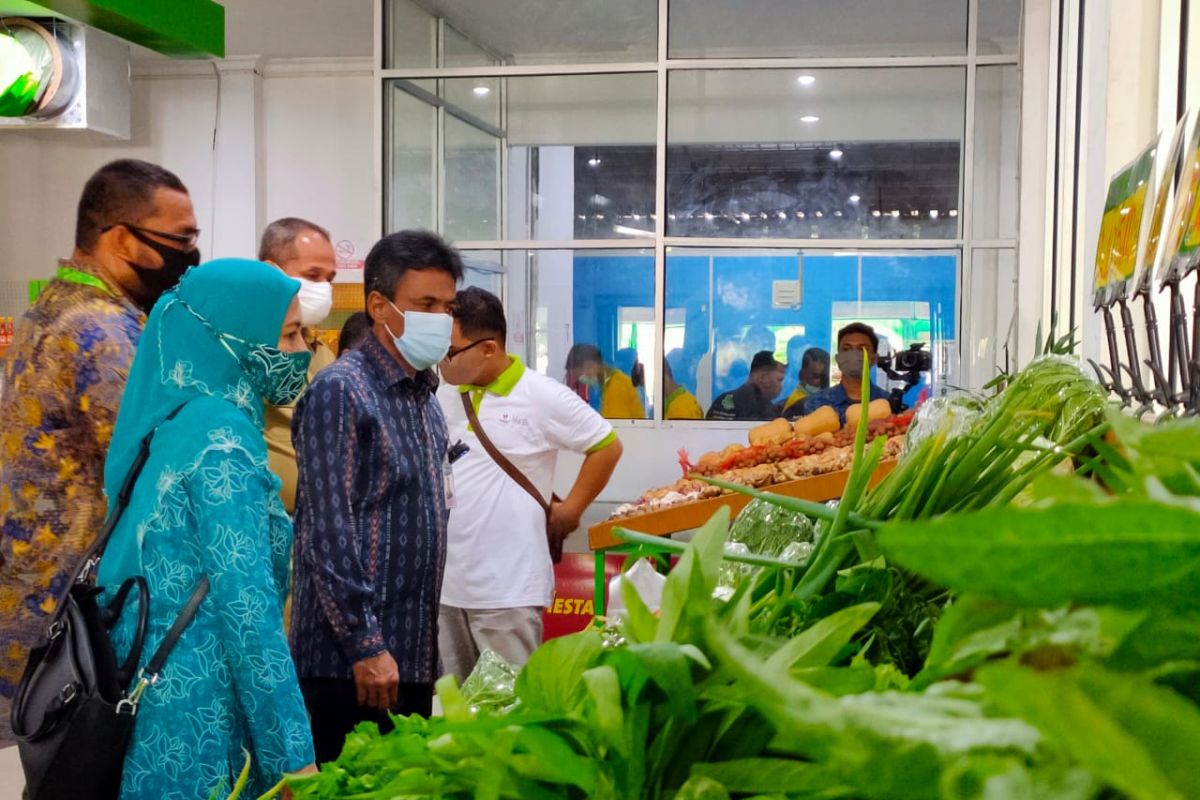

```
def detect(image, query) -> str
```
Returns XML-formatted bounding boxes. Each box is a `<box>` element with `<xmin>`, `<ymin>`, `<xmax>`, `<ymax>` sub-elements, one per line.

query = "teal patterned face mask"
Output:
<box><xmin>225</xmin><ymin>337</ymin><xmax>312</xmax><ymax>405</ymax></box>
<box><xmin>176</xmin><ymin>298</ymin><xmax>312</xmax><ymax>405</ymax></box>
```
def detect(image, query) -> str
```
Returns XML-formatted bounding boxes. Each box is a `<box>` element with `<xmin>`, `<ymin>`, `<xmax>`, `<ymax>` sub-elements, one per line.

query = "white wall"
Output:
<box><xmin>0</xmin><ymin>57</ymin><xmax>375</xmax><ymax>316</ymax></box>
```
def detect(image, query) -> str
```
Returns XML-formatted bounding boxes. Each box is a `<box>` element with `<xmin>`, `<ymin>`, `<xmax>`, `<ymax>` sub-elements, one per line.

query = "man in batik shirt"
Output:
<box><xmin>0</xmin><ymin>159</ymin><xmax>198</xmax><ymax>739</ymax></box>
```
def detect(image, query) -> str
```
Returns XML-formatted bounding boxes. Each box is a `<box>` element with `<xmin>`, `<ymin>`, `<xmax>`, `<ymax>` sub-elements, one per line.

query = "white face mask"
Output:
<box><xmin>296</xmin><ymin>278</ymin><xmax>333</xmax><ymax>326</ymax></box>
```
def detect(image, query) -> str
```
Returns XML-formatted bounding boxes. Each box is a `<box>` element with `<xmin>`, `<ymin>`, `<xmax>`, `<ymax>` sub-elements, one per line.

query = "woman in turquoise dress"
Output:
<box><xmin>97</xmin><ymin>258</ymin><xmax>316</xmax><ymax>799</ymax></box>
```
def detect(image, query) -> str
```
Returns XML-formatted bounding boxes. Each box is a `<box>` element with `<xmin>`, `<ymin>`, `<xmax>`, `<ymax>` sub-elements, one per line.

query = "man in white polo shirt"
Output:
<box><xmin>437</xmin><ymin>287</ymin><xmax>622</xmax><ymax>680</ymax></box>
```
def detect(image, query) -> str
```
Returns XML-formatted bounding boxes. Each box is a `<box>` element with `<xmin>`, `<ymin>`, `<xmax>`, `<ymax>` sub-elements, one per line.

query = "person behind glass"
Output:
<box><xmin>96</xmin><ymin>259</ymin><xmax>316</xmax><ymax>797</ymax></box>
<box><xmin>563</xmin><ymin>343</ymin><xmax>646</xmax><ymax>420</ymax></box>
<box><xmin>290</xmin><ymin>230</ymin><xmax>460</xmax><ymax>764</ymax></box>
<box><xmin>0</xmin><ymin>159</ymin><xmax>197</xmax><ymax>740</ymax></box>
<box><xmin>663</xmin><ymin>359</ymin><xmax>703</xmax><ymax>419</ymax></box>
<box><xmin>706</xmin><ymin>350</ymin><xmax>785</xmax><ymax>421</ymax></box>
<box><xmin>259</xmin><ymin>217</ymin><xmax>339</xmax><ymax>515</ymax></box>
<box><xmin>337</xmin><ymin>311</ymin><xmax>372</xmax><ymax>356</ymax></box>
<box><xmin>776</xmin><ymin>335</ymin><xmax>809</xmax><ymax>405</ymax></box>
<box><xmin>437</xmin><ymin>287</ymin><xmax>622</xmax><ymax>681</ymax></box>
<box><xmin>782</xmin><ymin>347</ymin><xmax>831</xmax><ymax>418</ymax></box>
<box><xmin>800</xmin><ymin>323</ymin><xmax>890</xmax><ymax>424</ymax></box>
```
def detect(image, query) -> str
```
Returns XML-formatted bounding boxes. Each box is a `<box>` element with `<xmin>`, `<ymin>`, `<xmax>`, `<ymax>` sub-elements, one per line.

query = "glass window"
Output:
<box><xmin>385</xmin><ymin>80</ymin><xmax>436</xmax><ymax>233</ymax></box>
<box><xmin>669</xmin><ymin>0</ymin><xmax>969</xmax><ymax>59</ymax></box>
<box><xmin>667</xmin><ymin>68</ymin><xmax>966</xmax><ymax>240</ymax></box>
<box><xmin>965</xmin><ymin>248</ymin><xmax>1017</xmax><ymax>386</ymax></box>
<box><xmin>973</xmin><ymin>66</ymin><xmax>1020</xmax><ymax>239</ymax></box>
<box><xmin>385</xmin><ymin>0</ymin><xmax>656</xmax><ymax>67</ymax></box>
<box><xmin>469</xmin><ymin>249</ymin><xmax>657</xmax><ymax>419</ymax></box>
<box><xmin>445</xmin><ymin>116</ymin><xmax>500</xmax><ymax>241</ymax></box>
<box><xmin>384</xmin><ymin>0</ymin><xmax>435</xmax><ymax>69</ymax></box>
<box><xmin>978</xmin><ymin>0</ymin><xmax>1022</xmax><ymax>55</ymax></box>
<box><xmin>664</xmin><ymin>248</ymin><xmax>958</xmax><ymax>419</ymax></box>
<box><xmin>444</xmin><ymin>24</ymin><xmax>501</xmax><ymax>68</ymax></box>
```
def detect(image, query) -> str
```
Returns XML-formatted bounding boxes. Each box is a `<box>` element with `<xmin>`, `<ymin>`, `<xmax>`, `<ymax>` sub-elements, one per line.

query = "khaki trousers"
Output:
<box><xmin>438</xmin><ymin>604</ymin><xmax>543</xmax><ymax>683</ymax></box>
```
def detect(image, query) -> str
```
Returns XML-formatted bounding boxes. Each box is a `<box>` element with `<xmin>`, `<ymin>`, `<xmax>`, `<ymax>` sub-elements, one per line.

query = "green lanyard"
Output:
<box><xmin>56</xmin><ymin>265</ymin><xmax>114</xmax><ymax>296</ymax></box>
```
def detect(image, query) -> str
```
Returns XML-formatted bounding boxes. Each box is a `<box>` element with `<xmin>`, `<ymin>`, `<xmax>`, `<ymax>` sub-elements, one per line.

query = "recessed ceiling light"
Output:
<box><xmin>949</xmin><ymin>209</ymin><xmax>958</xmax><ymax>217</ymax></box>
<box><xmin>848</xmin><ymin>194</ymin><xmax>860</xmax><ymax>204</ymax></box>
<box><xmin>704</xmin><ymin>212</ymin><xmax>715</xmax><ymax>220</ymax></box>
<box><xmin>834</xmin><ymin>210</ymin><xmax>843</xmax><ymax>217</ymax></box>
<box><xmin>587</xmin><ymin>157</ymin><xmax>602</xmax><ymax>167</ymax></box>
<box><xmin>872</xmin><ymin>210</ymin><xmax>882</xmax><ymax>217</ymax></box>
<box><xmin>911</xmin><ymin>210</ymin><xmax>920</xmax><ymax>217</ymax></box>
<box><xmin>797</xmin><ymin>74</ymin><xmax>816</xmax><ymax>86</ymax></box>
<box><xmin>798</xmin><ymin>211</ymin><xmax>806</xmax><ymax>219</ymax></box>
<box><xmin>829</xmin><ymin>149</ymin><xmax>844</xmax><ymax>160</ymax></box>
<box><xmin>891</xmin><ymin>210</ymin><xmax>901</xmax><ymax>218</ymax></box>
<box><xmin>473</xmin><ymin>85</ymin><xmax>491</xmax><ymax>97</ymax></box>
<box><xmin>929</xmin><ymin>209</ymin><xmax>939</xmax><ymax>219</ymax></box>
<box><xmin>815</xmin><ymin>210</ymin><xmax>824</xmax><ymax>218</ymax></box>
<box><xmin>800</xmin><ymin>115</ymin><xmax>820</xmax><ymax>123</ymax></box>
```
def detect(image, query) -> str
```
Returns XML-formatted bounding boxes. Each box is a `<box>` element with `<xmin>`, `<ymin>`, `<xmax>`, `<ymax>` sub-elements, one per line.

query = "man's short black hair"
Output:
<box><xmin>802</xmin><ymin>347</ymin><xmax>830</xmax><ymax>369</ymax></box>
<box><xmin>837</xmin><ymin>322</ymin><xmax>880</xmax><ymax>353</ymax></box>
<box><xmin>565</xmin><ymin>343</ymin><xmax>603</xmax><ymax>370</ymax></box>
<box><xmin>259</xmin><ymin>217</ymin><xmax>331</xmax><ymax>263</ymax></box>
<box><xmin>337</xmin><ymin>311</ymin><xmax>372</xmax><ymax>355</ymax></box>
<box><xmin>453</xmin><ymin>286</ymin><xmax>507</xmax><ymax>346</ymax></box>
<box><xmin>750</xmin><ymin>350</ymin><xmax>783</xmax><ymax>373</ymax></box>
<box><xmin>363</xmin><ymin>230</ymin><xmax>465</xmax><ymax>303</ymax></box>
<box><xmin>75</xmin><ymin>159</ymin><xmax>188</xmax><ymax>252</ymax></box>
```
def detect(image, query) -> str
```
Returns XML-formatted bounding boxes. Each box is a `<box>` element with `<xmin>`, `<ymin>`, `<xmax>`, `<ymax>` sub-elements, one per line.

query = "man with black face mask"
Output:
<box><xmin>799</xmin><ymin>322</ymin><xmax>892</xmax><ymax>425</ymax></box>
<box><xmin>0</xmin><ymin>159</ymin><xmax>197</xmax><ymax>740</ymax></box>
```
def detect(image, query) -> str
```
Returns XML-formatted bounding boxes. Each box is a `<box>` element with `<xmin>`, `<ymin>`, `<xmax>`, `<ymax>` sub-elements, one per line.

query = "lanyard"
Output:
<box><xmin>56</xmin><ymin>265</ymin><xmax>114</xmax><ymax>296</ymax></box>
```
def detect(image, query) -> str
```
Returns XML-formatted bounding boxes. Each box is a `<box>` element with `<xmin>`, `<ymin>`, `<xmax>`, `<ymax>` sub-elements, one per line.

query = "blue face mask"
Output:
<box><xmin>384</xmin><ymin>301</ymin><xmax>452</xmax><ymax>371</ymax></box>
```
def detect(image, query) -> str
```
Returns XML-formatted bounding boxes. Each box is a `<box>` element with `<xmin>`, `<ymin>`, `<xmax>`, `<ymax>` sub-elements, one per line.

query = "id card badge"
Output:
<box><xmin>443</xmin><ymin>454</ymin><xmax>457</xmax><ymax>510</ymax></box>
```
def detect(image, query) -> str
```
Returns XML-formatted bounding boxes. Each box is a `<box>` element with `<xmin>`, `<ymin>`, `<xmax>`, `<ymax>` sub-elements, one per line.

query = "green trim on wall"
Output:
<box><xmin>3</xmin><ymin>0</ymin><xmax>224</xmax><ymax>57</ymax></box>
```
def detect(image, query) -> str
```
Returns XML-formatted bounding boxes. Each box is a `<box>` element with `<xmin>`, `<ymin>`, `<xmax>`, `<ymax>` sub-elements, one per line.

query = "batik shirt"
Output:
<box><xmin>0</xmin><ymin>263</ymin><xmax>144</xmax><ymax>709</ymax></box>
<box><xmin>290</xmin><ymin>334</ymin><xmax>450</xmax><ymax>684</ymax></box>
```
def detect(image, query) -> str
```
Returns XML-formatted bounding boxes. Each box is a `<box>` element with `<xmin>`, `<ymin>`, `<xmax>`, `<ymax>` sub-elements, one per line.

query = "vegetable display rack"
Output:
<box><xmin>587</xmin><ymin>460</ymin><xmax>896</xmax><ymax>614</ymax></box>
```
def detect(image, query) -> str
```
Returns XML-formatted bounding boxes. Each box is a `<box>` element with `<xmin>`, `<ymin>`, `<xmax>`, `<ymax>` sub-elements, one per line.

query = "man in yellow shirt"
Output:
<box><xmin>663</xmin><ymin>360</ymin><xmax>703</xmax><ymax>419</ymax></box>
<box><xmin>564</xmin><ymin>344</ymin><xmax>646</xmax><ymax>419</ymax></box>
<box><xmin>259</xmin><ymin>217</ymin><xmax>338</xmax><ymax>512</ymax></box>
<box><xmin>782</xmin><ymin>347</ymin><xmax>831</xmax><ymax>419</ymax></box>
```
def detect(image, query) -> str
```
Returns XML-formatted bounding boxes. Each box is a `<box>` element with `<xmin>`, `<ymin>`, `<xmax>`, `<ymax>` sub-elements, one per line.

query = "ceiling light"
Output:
<box><xmin>797</xmin><ymin>74</ymin><xmax>816</xmax><ymax>86</ymax></box>
<box><xmin>872</xmin><ymin>210</ymin><xmax>882</xmax><ymax>217</ymax></box>
<box><xmin>613</xmin><ymin>224</ymin><xmax>654</xmax><ymax>238</ymax></box>
<box><xmin>587</xmin><ymin>157</ymin><xmax>602</xmax><ymax>167</ymax></box>
<box><xmin>815</xmin><ymin>210</ymin><xmax>824</xmax><ymax>218</ymax></box>
<box><xmin>891</xmin><ymin>210</ymin><xmax>901</xmax><ymax>218</ymax></box>
<box><xmin>472</xmin><ymin>85</ymin><xmax>491</xmax><ymax>97</ymax></box>
<box><xmin>834</xmin><ymin>210</ymin><xmax>843</xmax><ymax>217</ymax></box>
<box><xmin>829</xmin><ymin>148</ymin><xmax>844</xmax><ymax>160</ymax></box>
<box><xmin>741</xmin><ymin>212</ymin><xmax>751</xmax><ymax>221</ymax></box>
<box><xmin>798</xmin><ymin>211</ymin><xmax>806</xmax><ymax>219</ymax></box>
<box><xmin>848</xmin><ymin>194</ymin><xmax>860</xmax><ymax>204</ymax></box>
<box><xmin>949</xmin><ymin>209</ymin><xmax>958</xmax><ymax>218</ymax></box>
<box><xmin>800</xmin><ymin>115</ymin><xmax>820</xmax><ymax>123</ymax></box>
<box><xmin>704</xmin><ymin>212</ymin><xmax>715</xmax><ymax>221</ymax></box>
<box><xmin>929</xmin><ymin>209</ymin><xmax>939</xmax><ymax>219</ymax></box>
<box><xmin>778</xmin><ymin>211</ymin><xmax>788</xmax><ymax>220</ymax></box>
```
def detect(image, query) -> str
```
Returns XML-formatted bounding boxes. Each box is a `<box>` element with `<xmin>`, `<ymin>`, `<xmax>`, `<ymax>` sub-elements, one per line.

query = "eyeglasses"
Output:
<box><xmin>102</xmin><ymin>222</ymin><xmax>201</xmax><ymax>250</ymax></box>
<box><xmin>445</xmin><ymin>338</ymin><xmax>494</xmax><ymax>361</ymax></box>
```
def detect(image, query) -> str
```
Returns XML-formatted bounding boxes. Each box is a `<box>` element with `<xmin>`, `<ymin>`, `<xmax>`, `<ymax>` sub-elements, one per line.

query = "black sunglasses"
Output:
<box><xmin>101</xmin><ymin>222</ymin><xmax>200</xmax><ymax>250</ymax></box>
<box><xmin>445</xmin><ymin>338</ymin><xmax>495</xmax><ymax>361</ymax></box>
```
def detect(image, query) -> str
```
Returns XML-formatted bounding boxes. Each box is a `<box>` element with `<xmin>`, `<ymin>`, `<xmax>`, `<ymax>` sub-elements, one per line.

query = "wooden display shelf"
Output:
<box><xmin>588</xmin><ymin>460</ymin><xmax>896</xmax><ymax>551</ymax></box>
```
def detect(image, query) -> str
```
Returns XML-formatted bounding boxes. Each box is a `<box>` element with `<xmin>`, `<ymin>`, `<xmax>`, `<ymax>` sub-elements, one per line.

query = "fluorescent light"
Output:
<box><xmin>848</xmin><ymin>194</ymin><xmax>860</xmax><ymax>203</ymax></box>
<box><xmin>800</xmin><ymin>115</ymin><xmax>820</xmax><ymax>123</ymax></box>
<box><xmin>472</xmin><ymin>85</ymin><xmax>491</xmax><ymax>97</ymax></box>
<box><xmin>587</xmin><ymin>157</ymin><xmax>602</xmax><ymax>167</ymax></box>
<box><xmin>797</xmin><ymin>74</ymin><xmax>816</xmax><ymax>86</ymax></box>
<box><xmin>829</xmin><ymin>149</ymin><xmax>844</xmax><ymax>160</ymax></box>
<box><xmin>613</xmin><ymin>224</ymin><xmax>654</xmax><ymax>238</ymax></box>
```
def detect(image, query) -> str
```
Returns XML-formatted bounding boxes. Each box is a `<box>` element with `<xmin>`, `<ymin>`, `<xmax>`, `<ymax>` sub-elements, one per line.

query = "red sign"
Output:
<box><xmin>542</xmin><ymin>554</ymin><xmax>625</xmax><ymax>640</ymax></box>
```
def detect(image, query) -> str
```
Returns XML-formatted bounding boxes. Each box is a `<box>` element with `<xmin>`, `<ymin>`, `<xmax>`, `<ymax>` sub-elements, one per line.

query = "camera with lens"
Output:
<box><xmin>877</xmin><ymin>343</ymin><xmax>932</xmax><ymax>412</ymax></box>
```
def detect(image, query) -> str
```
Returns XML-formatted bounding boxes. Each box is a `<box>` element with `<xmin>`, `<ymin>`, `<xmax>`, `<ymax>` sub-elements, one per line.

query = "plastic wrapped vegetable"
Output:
<box><xmin>459</xmin><ymin>649</ymin><xmax>520</xmax><ymax>715</ymax></box>
<box><xmin>728</xmin><ymin>497</ymin><xmax>817</xmax><ymax>557</ymax></box>
<box><xmin>899</xmin><ymin>393</ymin><xmax>985</xmax><ymax>460</ymax></box>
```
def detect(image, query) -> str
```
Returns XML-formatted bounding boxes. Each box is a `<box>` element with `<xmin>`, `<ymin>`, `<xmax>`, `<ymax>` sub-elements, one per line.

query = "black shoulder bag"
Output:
<box><xmin>10</xmin><ymin>405</ymin><xmax>210</xmax><ymax>800</ymax></box>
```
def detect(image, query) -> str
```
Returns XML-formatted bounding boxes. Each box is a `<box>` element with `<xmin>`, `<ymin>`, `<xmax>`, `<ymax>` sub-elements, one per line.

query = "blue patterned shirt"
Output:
<box><xmin>290</xmin><ymin>335</ymin><xmax>449</xmax><ymax>683</ymax></box>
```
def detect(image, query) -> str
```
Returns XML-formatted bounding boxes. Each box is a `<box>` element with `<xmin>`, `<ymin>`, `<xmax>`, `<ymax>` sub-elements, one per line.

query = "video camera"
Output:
<box><xmin>877</xmin><ymin>343</ymin><xmax>932</xmax><ymax>412</ymax></box>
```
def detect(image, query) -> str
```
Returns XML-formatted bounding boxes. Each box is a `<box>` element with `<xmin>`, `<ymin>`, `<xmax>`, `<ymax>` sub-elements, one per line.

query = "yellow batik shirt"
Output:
<box><xmin>0</xmin><ymin>263</ymin><xmax>145</xmax><ymax>708</ymax></box>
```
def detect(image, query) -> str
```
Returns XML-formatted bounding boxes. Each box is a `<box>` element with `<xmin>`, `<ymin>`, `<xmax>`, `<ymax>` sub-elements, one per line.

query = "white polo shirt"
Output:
<box><xmin>438</xmin><ymin>357</ymin><xmax>615</xmax><ymax>609</ymax></box>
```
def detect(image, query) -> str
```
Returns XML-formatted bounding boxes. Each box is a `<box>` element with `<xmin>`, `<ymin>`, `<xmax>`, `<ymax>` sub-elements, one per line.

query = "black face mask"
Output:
<box><xmin>123</xmin><ymin>226</ymin><xmax>201</xmax><ymax>306</ymax></box>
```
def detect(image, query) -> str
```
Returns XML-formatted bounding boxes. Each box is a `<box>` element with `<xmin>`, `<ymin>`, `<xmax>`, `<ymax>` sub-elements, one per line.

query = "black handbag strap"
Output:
<box><xmin>145</xmin><ymin>576</ymin><xmax>209</xmax><ymax>679</ymax></box>
<box><xmin>74</xmin><ymin>403</ymin><xmax>189</xmax><ymax>586</ymax></box>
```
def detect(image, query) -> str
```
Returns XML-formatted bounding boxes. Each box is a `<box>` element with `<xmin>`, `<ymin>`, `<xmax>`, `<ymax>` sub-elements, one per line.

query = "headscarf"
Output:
<box><xmin>99</xmin><ymin>259</ymin><xmax>299</xmax><ymax>577</ymax></box>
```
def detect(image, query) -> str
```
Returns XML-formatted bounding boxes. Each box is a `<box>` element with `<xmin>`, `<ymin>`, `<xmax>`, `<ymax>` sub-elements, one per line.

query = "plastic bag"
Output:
<box><xmin>900</xmin><ymin>393</ymin><xmax>985</xmax><ymax>460</ymax></box>
<box><xmin>460</xmin><ymin>649</ymin><xmax>520</xmax><ymax>715</ymax></box>
<box><xmin>607</xmin><ymin>558</ymin><xmax>666</xmax><ymax>616</ymax></box>
<box><xmin>728</xmin><ymin>497</ymin><xmax>817</xmax><ymax>557</ymax></box>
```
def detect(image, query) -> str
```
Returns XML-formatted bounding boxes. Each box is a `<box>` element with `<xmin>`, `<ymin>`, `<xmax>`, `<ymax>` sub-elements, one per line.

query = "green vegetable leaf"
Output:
<box><xmin>878</xmin><ymin>501</ymin><xmax>1200</xmax><ymax>610</ymax></box>
<box><xmin>978</xmin><ymin>662</ymin><xmax>1200</xmax><ymax>800</ymax></box>
<box><xmin>673</xmin><ymin>775</ymin><xmax>731</xmax><ymax>800</ymax></box>
<box><xmin>584</xmin><ymin>665</ymin><xmax>627</xmax><ymax>756</ymax></box>
<box><xmin>690</xmin><ymin>758</ymin><xmax>851</xmax><ymax>795</ymax></box>
<box><xmin>1107</xmin><ymin>612</ymin><xmax>1200</xmax><ymax>670</ymax></box>
<box><xmin>657</xmin><ymin>506</ymin><xmax>730</xmax><ymax>644</ymax></box>
<box><xmin>765</xmin><ymin>602</ymin><xmax>880</xmax><ymax>671</ymax></box>
<box><xmin>515</xmin><ymin>630</ymin><xmax>604</xmax><ymax>714</ymax></box>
